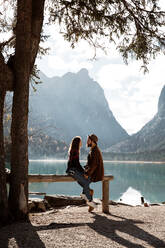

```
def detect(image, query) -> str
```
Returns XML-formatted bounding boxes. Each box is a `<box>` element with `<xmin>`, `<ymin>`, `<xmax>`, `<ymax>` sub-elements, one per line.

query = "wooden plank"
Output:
<box><xmin>102</xmin><ymin>180</ymin><xmax>109</xmax><ymax>214</ymax></box>
<box><xmin>103</xmin><ymin>175</ymin><xmax>114</xmax><ymax>181</ymax></box>
<box><xmin>28</xmin><ymin>175</ymin><xmax>75</xmax><ymax>182</ymax></box>
<box><xmin>28</xmin><ymin>174</ymin><xmax>114</xmax><ymax>183</ymax></box>
<box><xmin>29</xmin><ymin>192</ymin><xmax>46</xmax><ymax>196</ymax></box>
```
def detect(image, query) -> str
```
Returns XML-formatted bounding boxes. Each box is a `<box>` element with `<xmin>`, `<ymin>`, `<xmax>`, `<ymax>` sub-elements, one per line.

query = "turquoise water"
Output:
<box><xmin>29</xmin><ymin>160</ymin><xmax>165</xmax><ymax>204</ymax></box>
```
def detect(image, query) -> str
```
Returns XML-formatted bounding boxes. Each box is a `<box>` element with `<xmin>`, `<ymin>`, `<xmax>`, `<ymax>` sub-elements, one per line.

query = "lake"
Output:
<box><xmin>29</xmin><ymin>160</ymin><xmax>165</xmax><ymax>205</ymax></box>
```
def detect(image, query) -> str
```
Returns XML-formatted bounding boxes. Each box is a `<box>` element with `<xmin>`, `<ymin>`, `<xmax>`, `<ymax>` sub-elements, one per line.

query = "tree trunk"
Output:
<box><xmin>0</xmin><ymin>52</ymin><xmax>14</xmax><ymax>92</ymax></box>
<box><xmin>9</xmin><ymin>0</ymin><xmax>32</xmax><ymax>221</ymax></box>
<box><xmin>8</xmin><ymin>0</ymin><xmax>45</xmax><ymax>221</ymax></box>
<box><xmin>0</xmin><ymin>91</ymin><xmax>9</xmax><ymax>225</ymax></box>
<box><xmin>31</xmin><ymin>0</ymin><xmax>45</xmax><ymax>69</ymax></box>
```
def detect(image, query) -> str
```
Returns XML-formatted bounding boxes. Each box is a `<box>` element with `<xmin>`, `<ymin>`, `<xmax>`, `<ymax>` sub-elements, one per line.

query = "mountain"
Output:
<box><xmin>106</xmin><ymin>85</ymin><xmax>165</xmax><ymax>153</ymax></box>
<box><xmin>29</xmin><ymin>69</ymin><xmax>129</xmax><ymax>149</ymax></box>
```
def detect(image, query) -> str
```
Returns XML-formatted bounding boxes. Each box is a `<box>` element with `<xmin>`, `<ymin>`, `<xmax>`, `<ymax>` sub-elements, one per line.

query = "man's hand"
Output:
<box><xmin>84</xmin><ymin>174</ymin><xmax>88</xmax><ymax>179</ymax></box>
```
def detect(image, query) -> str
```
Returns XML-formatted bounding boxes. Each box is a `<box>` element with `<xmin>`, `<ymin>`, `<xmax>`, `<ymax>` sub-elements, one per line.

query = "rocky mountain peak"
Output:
<box><xmin>106</xmin><ymin>84</ymin><xmax>165</xmax><ymax>153</ymax></box>
<box><xmin>77</xmin><ymin>68</ymin><xmax>89</xmax><ymax>76</ymax></box>
<box><xmin>158</xmin><ymin>85</ymin><xmax>165</xmax><ymax>117</ymax></box>
<box><xmin>29</xmin><ymin>69</ymin><xmax>129</xmax><ymax>149</ymax></box>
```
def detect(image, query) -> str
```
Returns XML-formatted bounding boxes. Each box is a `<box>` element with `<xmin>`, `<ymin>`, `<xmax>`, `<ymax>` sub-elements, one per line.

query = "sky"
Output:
<box><xmin>1</xmin><ymin>1</ymin><xmax>165</xmax><ymax>135</ymax></box>
<box><xmin>6</xmin><ymin>0</ymin><xmax>160</xmax><ymax>136</ymax></box>
<box><xmin>37</xmin><ymin>19</ymin><xmax>165</xmax><ymax>135</ymax></box>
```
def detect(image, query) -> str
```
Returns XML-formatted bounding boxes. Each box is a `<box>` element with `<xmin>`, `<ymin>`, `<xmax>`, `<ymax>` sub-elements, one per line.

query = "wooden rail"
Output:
<box><xmin>28</xmin><ymin>174</ymin><xmax>114</xmax><ymax>213</ymax></box>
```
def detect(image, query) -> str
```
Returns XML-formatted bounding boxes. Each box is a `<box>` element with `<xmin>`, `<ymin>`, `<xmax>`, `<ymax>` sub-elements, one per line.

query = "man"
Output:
<box><xmin>85</xmin><ymin>134</ymin><xmax>104</xmax><ymax>182</ymax></box>
<box><xmin>82</xmin><ymin>134</ymin><xmax>104</xmax><ymax>212</ymax></box>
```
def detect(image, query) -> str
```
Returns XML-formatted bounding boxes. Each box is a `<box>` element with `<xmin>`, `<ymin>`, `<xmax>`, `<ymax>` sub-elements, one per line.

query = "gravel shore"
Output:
<box><xmin>0</xmin><ymin>204</ymin><xmax>165</xmax><ymax>248</ymax></box>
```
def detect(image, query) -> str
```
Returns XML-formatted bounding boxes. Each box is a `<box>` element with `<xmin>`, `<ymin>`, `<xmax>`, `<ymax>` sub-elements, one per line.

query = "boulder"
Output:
<box><xmin>38</xmin><ymin>201</ymin><xmax>46</xmax><ymax>212</ymax></box>
<box><xmin>28</xmin><ymin>198</ymin><xmax>51</xmax><ymax>212</ymax></box>
<box><xmin>45</xmin><ymin>195</ymin><xmax>86</xmax><ymax>207</ymax></box>
<box><xmin>28</xmin><ymin>201</ymin><xmax>36</xmax><ymax>212</ymax></box>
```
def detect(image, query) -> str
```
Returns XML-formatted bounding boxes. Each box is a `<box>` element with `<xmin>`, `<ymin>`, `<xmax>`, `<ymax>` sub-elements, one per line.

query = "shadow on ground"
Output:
<box><xmin>88</xmin><ymin>213</ymin><xmax>165</xmax><ymax>248</ymax></box>
<box><xmin>0</xmin><ymin>212</ymin><xmax>165</xmax><ymax>248</ymax></box>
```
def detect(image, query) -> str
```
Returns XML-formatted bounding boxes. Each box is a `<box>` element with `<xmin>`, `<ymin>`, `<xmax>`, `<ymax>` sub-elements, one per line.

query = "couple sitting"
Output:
<box><xmin>66</xmin><ymin>134</ymin><xmax>104</xmax><ymax>212</ymax></box>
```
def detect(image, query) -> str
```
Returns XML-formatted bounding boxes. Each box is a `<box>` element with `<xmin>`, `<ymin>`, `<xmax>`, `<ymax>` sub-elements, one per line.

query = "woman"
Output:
<box><xmin>66</xmin><ymin>136</ymin><xmax>84</xmax><ymax>175</ymax></box>
<box><xmin>66</xmin><ymin>136</ymin><xmax>96</xmax><ymax>209</ymax></box>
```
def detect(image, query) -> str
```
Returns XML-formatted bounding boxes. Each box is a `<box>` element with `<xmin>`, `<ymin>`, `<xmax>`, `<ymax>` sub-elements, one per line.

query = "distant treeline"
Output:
<box><xmin>5</xmin><ymin>135</ymin><xmax>165</xmax><ymax>162</ymax></box>
<box><xmin>102</xmin><ymin>150</ymin><xmax>165</xmax><ymax>162</ymax></box>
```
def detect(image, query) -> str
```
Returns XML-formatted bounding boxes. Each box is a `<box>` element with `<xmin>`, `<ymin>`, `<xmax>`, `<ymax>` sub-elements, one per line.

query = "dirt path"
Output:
<box><xmin>0</xmin><ymin>205</ymin><xmax>165</xmax><ymax>248</ymax></box>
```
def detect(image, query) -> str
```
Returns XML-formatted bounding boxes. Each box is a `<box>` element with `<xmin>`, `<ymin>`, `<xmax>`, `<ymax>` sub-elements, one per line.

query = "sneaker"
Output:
<box><xmin>81</xmin><ymin>189</ymin><xmax>94</xmax><ymax>199</ymax></box>
<box><xmin>87</xmin><ymin>201</ymin><xmax>96</xmax><ymax>209</ymax></box>
<box><xmin>80</xmin><ymin>193</ymin><xmax>88</xmax><ymax>201</ymax></box>
<box><xmin>88</xmin><ymin>189</ymin><xmax>94</xmax><ymax>212</ymax></box>
<box><xmin>88</xmin><ymin>206</ymin><xmax>94</xmax><ymax>212</ymax></box>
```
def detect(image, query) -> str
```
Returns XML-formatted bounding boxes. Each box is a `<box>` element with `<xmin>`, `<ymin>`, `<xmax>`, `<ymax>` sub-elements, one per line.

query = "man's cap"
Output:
<box><xmin>88</xmin><ymin>134</ymin><xmax>98</xmax><ymax>143</ymax></box>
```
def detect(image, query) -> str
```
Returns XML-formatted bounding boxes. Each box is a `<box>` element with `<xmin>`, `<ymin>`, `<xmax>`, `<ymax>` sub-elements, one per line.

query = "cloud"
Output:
<box><xmin>37</xmin><ymin>21</ymin><xmax>165</xmax><ymax>135</ymax></box>
<box><xmin>95</xmin><ymin>61</ymin><xmax>143</xmax><ymax>90</ymax></box>
<box><xmin>98</xmin><ymin>55</ymin><xmax>165</xmax><ymax>134</ymax></box>
<box><xmin>37</xmin><ymin>27</ymin><xmax>95</xmax><ymax>76</ymax></box>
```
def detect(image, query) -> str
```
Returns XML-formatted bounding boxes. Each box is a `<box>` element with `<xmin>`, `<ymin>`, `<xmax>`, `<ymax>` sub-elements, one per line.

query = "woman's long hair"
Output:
<box><xmin>68</xmin><ymin>136</ymin><xmax>81</xmax><ymax>155</ymax></box>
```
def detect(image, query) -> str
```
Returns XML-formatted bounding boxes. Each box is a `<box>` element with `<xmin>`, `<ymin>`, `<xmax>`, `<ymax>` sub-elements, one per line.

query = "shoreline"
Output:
<box><xmin>103</xmin><ymin>160</ymin><xmax>165</xmax><ymax>164</ymax></box>
<box><xmin>29</xmin><ymin>158</ymin><xmax>165</xmax><ymax>164</ymax></box>
<box><xmin>28</xmin><ymin>194</ymin><xmax>165</xmax><ymax>208</ymax></box>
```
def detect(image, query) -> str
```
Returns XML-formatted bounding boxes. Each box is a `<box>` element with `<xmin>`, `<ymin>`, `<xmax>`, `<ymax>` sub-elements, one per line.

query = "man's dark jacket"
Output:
<box><xmin>85</xmin><ymin>145</ymin><xmax>104</xmax><ymax>182</ymax></box>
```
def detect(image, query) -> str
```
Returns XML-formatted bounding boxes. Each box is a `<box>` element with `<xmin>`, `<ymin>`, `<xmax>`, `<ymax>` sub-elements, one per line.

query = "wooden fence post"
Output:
<box><xmin>102</xmin><ymin>180</ymin><xmax>109</xmax><ymax>214</ymax></box>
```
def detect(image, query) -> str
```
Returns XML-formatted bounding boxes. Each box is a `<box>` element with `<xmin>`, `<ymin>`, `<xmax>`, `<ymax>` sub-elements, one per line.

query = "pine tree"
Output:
<box><xmin>0</xmin><ymin>0</ymin><xmax>165</xmax><ymax>223</ymax></box>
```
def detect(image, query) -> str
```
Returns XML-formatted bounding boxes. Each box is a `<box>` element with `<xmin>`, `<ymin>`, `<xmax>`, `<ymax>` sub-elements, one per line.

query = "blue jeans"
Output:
<box><xmin>67</xmin><ymin>168</ymin><xmax>92</xmax><ymax>201</ymax></box>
